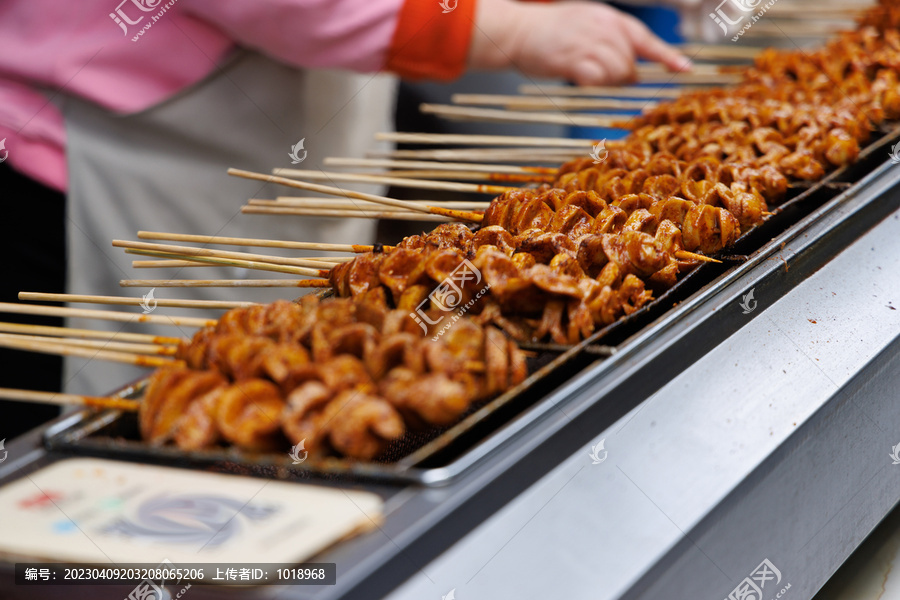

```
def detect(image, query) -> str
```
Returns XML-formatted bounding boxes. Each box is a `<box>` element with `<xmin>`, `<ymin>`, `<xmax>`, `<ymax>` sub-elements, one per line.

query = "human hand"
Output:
<box><xmin>469</xmin><ymin>0</ymin><xmax>692</xmax><ymax>85</ymax></box>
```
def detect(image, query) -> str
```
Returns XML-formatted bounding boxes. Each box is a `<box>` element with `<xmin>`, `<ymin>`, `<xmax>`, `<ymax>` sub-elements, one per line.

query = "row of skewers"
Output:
<box><xmin>145</xmin><ymin>297</ymin><xmax>527</xmax><ymax>460</ymax></box>
<box><xmin>0</xmin><ymin>0</ymin><xmax>895</xmax><ymax>461</ymax></box>
<box><xmin>257</xmin><ymin>8</ymin><xmax>899</xmax><ymax>344</ymax></box>
<box><xmin>0</xmin><ymin>296</ymin><xmax>527</xmax><ymax>460</ymax></box>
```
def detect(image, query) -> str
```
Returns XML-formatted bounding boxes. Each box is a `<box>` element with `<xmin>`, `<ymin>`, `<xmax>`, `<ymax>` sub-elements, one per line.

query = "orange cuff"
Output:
<box><xmin>385</xmin><ymin>0</ymin><xmax>477</xmax><ymax>81</ymax></box>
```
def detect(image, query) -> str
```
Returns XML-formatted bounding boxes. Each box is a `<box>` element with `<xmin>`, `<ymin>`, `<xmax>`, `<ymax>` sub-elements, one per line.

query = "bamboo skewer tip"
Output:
<box><xmin>0</xmin><ymin>388</ymin><xmax>139</xmax><ymax>411</ymax></box>
<box><xmin>675</xmin><ymin>251</ymin><xmax>722</xmax><ymax>264</ymax></box>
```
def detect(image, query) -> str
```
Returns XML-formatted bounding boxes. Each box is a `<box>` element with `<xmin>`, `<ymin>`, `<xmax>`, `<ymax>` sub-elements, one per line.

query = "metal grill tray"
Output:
<box><xmin>42</xmin><ymin>343</ymin><xmax>603</xmax><ymax>485</ymax></box>
<box><xmin>42</xmin><ymin>123</ymin><xmax>900</xmax><ymax>487</ymax></box>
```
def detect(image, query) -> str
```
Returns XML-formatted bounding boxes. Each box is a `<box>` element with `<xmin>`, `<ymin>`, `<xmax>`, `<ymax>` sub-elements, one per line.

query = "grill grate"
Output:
<box><xmin>43</xmin><ymin>123</ymin><xmax>900</xmax><ymax>486</ymax></box>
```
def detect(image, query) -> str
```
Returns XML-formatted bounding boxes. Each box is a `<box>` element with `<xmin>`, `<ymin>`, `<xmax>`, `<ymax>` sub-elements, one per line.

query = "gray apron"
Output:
<box><xmin>61</xmin><ymin>51</ymin><xmax>397</xmax><ymax>394</ymax></box>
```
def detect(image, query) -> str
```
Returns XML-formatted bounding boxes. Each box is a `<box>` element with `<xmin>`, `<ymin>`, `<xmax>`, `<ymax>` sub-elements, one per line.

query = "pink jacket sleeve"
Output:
<box><xmin>180</xmin><ymin>0</ymin><xmax>405</xmax><ymax>73</ymax></box>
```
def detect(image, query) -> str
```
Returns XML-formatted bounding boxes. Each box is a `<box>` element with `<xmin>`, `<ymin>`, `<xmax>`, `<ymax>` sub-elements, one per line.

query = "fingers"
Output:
<box><xmin>571</xmin><ymin>18</ymin><xmax>638</xmax><ymax>86</ymax></box>
<box><xmin>570</xmin><ymin>60</ymin><xmax>608</xmax><ymax>87</ymax></box>
<box><xmin>595</xmin><ymin>46</ymin><xmax>638</xmax><ymax>85</ymax></box>
<box><xmin>570</xmin><ymin>48</ymin><xmax>636</xmax><ymax>86</ymax></box>
<box><xmin>485</xmin><ymin>1</ymin><xmax>693</xmax><ymax>85</ymax></box>
<box><xmin>599</xmin><ymin>14</ymin><xmax>637</xmax><ymax>66</ymax></box>
<box><xmin>573</xmin><ymin>10</ymin><xmax>690</xmax><ymax>84</ymax></box>
<box><xmin>622</xmin><ymin>16</ymin><xmax>693</xmax><ymax>73</ymax></box>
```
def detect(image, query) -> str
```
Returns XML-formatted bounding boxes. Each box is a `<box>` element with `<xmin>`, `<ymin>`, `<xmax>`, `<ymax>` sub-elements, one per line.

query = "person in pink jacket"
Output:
<box><xmin>0</xmin><ymin>0</ymin><xmax>688</xmax><ymax>430</ymax></box>
<box><xmin>0</xmin><ymin>0</ymin><xmax>688</xmax><ymax>189</ymax></box>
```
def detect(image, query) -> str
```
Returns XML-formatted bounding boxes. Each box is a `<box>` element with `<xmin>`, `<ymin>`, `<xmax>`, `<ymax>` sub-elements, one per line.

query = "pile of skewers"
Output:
<box><xmin>0</xmin><ymin>0</ymin><xmax>896</xmax><ymax>461</ymax></box>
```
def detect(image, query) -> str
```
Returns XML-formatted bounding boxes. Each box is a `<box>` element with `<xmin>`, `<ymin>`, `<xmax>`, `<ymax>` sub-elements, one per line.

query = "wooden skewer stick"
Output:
<box><xmin>120</xmin><ymin>279</ymin><xmax>332</xmax><ymax>288</ymax></box>
<box><xmin>677</xmin><ymin>44</ymin><xmax>764</xmax><ymax>60</ymax></box>
<box><xmin>366</xmin><ymin>149</ymin><xmax>584</xmax><ymax>160</ymax></box>
<box><xmin>518</xmin><ymin>84</ymin><xmax>690</xmax><ymax>98</ymax></box>
<box><xmin>0</xmin><ymin>388</ymin><xmax>139</xmax><ymax>411</ymax></box>
<box><xmin>517</xmin><ymin>84</ymin><xmax>713</xmax><ymax>98</ymax></box>
<box><xmin>636</xmin><ymin>72</ymin><xmax>741</xmax><ymax>84</ymax></box>
<box><xmin>0</xmin><ymin>322</ymin><xmax>184</xmax><ymax>345</ymax></box>
<box><xmin>776</xmin><ymin>0</ymin><xmax>868</xmax><ymax>4</ymax></box>
<box><xmin>0</xmin><ymin>334</ymin><xmax>183</xmax><ymax>368</ymax></box>
<box><xmin>228</xmin><ymin>168</ymin><xmax>484</xmax><ymax>223</ymax></box>
<box><xmin>132</xmin><ymin>257</ymin><xmax>345</xmax><ymax>270</ymax></box>
<box><xmin>112</xmin><ymin>240</ymin><xmax>339</xmax><ymax>270</ymax></box>
<box><xmin>252</xmin><ymin>201</ymin><xmax>485</xmax><ymax>219</ymax></box>
<box><xmin>265</xmin><ymin>255</ymin><xmax>349</xmax><ymax>263</ymax></box>
<box><xmin>19</xmin><ymin>292</ymin><xmax>256</xmax><ymax>311</ymax></box>
<box><xmin>304</xmin><ymin>256</ymin><xmax>351</xmax><ymax>263</ymax></box>
<box><xmin>272</xmin><ymin>198</ymin><xmax>488</xmax><ymax>210</ymax></box>
<box><xmin>737</xmin><ymin>21</ymin><xmax>844</xmax><ymax>36</ymax></box>
<box><xmin>770</xmin><ymin>4</ymin><xmax>864</xmax><ymax>14</ymax></box>
<box><xmin>419</xmin><ymin>104</ymin><xmax>634</xmax><ymax>128</ymax></box>
<box><xmin>675</xmin><ymin>251</ymin><xmax>722</xmax><ymax>264</ymax></box>
<box><xmin>129</xmin><ymin>255</ymin><xmax>353</xmax><ymax>269</ymax></box>
<box><xmin>371</xmin><ymin>148</ymin><xmax>585</xmax><ymax>157</ymax></box>
<box><xmin>123</xmin><ymin>248</ymin><xmax>331</xmax><ymax>277</ymax></box>
<box><xmin>765</xmin><ymin>13</ymin><xmax>856</xmax><ymax>22</ymax></box>
<box><xmin>635</xmin><ymin>62</ymin><xmax>728</xmax><ymax>74</ymax></box>
<box><xmin>766</xmin><ymin>14</ymin><xmax>859</xmax><ymax>22</ymax></box>
<box><xmin>231</xmin><ymin>168</ymin><xmax>442</xmax><ymax>214</ymax></box>
<box><xmin>323</xmin><ymin>157</ymin><xmax>558</xmax><ymax>175</ymax></box>
<box><xmin>0</xmin><ymin>333</ymin><xmax>178</xmax><ymax>356</ymax></box>
<box><xmin>0</xmin><ymin>302</ymin><xmax>215</xmax><ymax>327</ymax></box>
<box><xmin>368</xmin><ymin>149</ymin><xmax>582</xmax><ymax>163</ymax></box>
<box><xmin>242</xmin><ymin>205</ymin><xmax>455</xmax><ymax>222</ymax></box>
<box><xmin>374</xmin><ymin>170</ymin><xmax>554</xmax><ymax>183</ymax></box>
<box><xmin>375</xmin><ymin>132</ymin><xmax>596</xmax><ymax>148</ymax></box>
<box><xmin>251</xmin><ymin>199</ymin><xmax>465</xmax><ymax>214</ymax></box>
<box><xmin>272</xmin><ymin>168</ymin><xmax>516</xmax><ymax>195</ymax></box>
<box><xmin>132</xmin><ymin>259</ymin><xmax>214</xmax><ymax>268</ymax></box>
<box><xmin>136</xmin><ymin>231</ymin><xmax>382</xmax><ymax>254</ymax></box>
<box><xmin>450</xmin><ymin>94</ymin><xmax>658</xmax><ymax>111</ymax></box>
